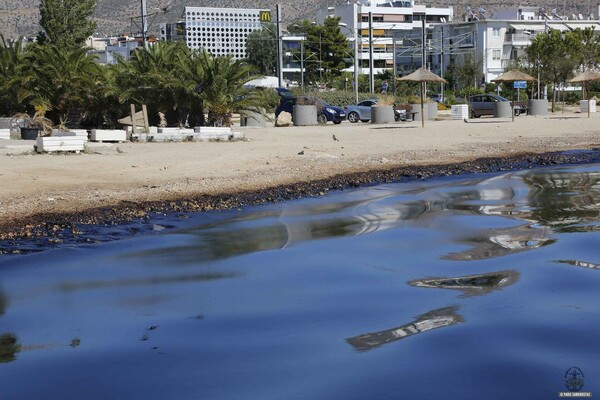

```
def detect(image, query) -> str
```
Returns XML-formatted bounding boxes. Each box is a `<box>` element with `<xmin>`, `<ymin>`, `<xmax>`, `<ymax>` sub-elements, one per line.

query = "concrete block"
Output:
<box><xmin>90</xmin><ymin>129</ymin><xmax>127</xmax><ymax>142</ymax></box>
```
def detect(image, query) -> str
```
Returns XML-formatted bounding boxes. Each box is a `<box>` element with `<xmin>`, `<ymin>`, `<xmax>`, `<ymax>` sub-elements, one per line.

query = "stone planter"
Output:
<box><xmin>527</xmin><ymin>99</ymin><xmax>548</xmax><ymax>116</ymax></box>
<box><xmin>427</xmin><ymin>102</ymin><xmax>438</xmax><ymax>120</ymax></box>
<box><xmin>370</xmin><ymin>105</ymin><xmax>395</xmax><ymax>124</ymax></box>
<box><xmin>241</xmin><ymin>109</ymin><xmax>267</xmax><ymax>127</ymax></box>
<box><xmin>493</xmin><ymin>102</ymin><xmax>512</xmax><ymax>118</ymax></box>
<box><xmin>410</xmin><ymin>103</ymin><xmax>427</xmax><ymax>121</ymax></box>
<box><xmin>292</xmin><ymin>105</ymin><xmax>317</xmax><ymax>126</ymax></box>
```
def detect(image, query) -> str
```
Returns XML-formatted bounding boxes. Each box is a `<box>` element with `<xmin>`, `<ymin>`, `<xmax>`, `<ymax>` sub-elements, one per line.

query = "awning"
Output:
<box><xmin>510</xmin><ymin>23</ymin><xmax>535</xmax><ymax>31</ymax></box>
<box><xmin>546</xmin><ymin>24</ymin><xmax>570</xmax><ymax>31</ymax></box>
<box><xmin>567</xmin><ymin>23</ymin><xmax>600</xmax><ymax>31</ymax></box>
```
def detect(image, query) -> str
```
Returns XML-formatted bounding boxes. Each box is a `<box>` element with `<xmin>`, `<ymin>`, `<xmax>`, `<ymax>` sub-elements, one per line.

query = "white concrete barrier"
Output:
<box><xmin>90</xmin><ymin>129</ymin><xmax>127</xmax><ymax>142</ymax></box>
<box><xmin>36</xmin><ymin>136</ymin><xmax>86</xmax><ymax>153</ymax></box>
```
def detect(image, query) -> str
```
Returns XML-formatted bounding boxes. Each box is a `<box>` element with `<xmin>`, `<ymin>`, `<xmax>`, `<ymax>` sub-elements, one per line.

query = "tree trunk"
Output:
<box><xmin>551</xmin><ymin>83</ymin><xmax>556</xmax><ymax>113</ymax></box>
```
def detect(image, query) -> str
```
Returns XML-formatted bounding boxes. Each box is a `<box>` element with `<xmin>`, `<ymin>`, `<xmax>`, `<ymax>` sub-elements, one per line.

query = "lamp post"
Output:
<box><xmin>339</xmin><ymin>22</ymin><xmax>359</xmax><ymax>104</ymax></box>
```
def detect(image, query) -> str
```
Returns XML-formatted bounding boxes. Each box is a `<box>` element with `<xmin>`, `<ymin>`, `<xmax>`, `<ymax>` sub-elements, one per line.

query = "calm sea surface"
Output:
<box><xmin>1</xmin><ymin>164</ymin><xmax>599</xmax><ymax>399</ymax></box>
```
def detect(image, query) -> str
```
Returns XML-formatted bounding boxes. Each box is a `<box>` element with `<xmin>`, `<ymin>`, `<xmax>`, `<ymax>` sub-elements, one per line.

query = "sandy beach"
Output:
<box><xmin>1</xmin><ymin>110</ymin><xmax>599</xmax><ymax>238</ymax></box>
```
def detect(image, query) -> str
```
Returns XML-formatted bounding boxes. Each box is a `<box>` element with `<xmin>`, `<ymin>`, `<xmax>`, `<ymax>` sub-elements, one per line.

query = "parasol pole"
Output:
<box><xmin>587</xmin><ymin>82</ymin><xmax>591</xmax><ymax>118</ymax></box>
<box><xmin>421</xmin><ymin>82</ymin><xmax>425</xmax><ymax>128</ymax></box>
<box><xmin>512</xmin><ymin>84</ymin><xmax>515</xmax><ymax>123</ymax></box>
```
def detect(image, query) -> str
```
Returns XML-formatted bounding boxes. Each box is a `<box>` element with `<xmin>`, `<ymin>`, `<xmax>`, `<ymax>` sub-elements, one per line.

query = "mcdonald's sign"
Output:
<box><xmin>259</xmin><ymin>10</ymin><xmax>271</xmax><ymax>22</ymax></box>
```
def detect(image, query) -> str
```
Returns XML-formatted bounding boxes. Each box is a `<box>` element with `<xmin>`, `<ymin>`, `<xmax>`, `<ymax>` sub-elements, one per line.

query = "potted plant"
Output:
<box><xmin>12</xmin><ymin>110</ymin><xmax>53</xmax><ymax>140</ymax></box>
<box><xmin>371</xmin><ymin>94</ymin><xmax>396</xmax><ymax>124</ymax></box>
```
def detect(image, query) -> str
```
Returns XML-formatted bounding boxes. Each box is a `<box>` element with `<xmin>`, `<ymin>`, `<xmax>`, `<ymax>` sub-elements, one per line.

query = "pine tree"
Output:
<box><xmin>39</xmin><ymin>0</ymin><xmax>97</xmax><ymax>49</ymax></box>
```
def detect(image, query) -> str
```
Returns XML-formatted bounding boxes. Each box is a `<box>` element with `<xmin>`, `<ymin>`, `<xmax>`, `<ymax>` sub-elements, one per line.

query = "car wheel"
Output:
<box><xmin>347</xmin><ymin>111</ymin><xmax>359</xmax><ymax>123</ymax></box>
<box><xmin>317</xmin><ymin>114</ymin><xmax>327</xmax><ymax>125</ymax></box>
<box><xmin>333</xmin><ymin>121</ymin><xmax>342</xmax><ymax>125</ymax></box>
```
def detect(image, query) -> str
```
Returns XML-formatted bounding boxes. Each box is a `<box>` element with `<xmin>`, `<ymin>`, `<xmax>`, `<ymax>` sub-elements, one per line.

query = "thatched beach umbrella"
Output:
<box><xmin>492</xmin><ymin>70</ymin><xmax>536</xmax><ymax>122</ymax></box>
<box><xmin>568</xmin><ymin>70</ymin><xmax>600</xmax><ymax>118</ymax></box>
<box><xmin>398</xmin><ymin>67</ymin><xmax>446</xmax><ymax>128</ymax></box>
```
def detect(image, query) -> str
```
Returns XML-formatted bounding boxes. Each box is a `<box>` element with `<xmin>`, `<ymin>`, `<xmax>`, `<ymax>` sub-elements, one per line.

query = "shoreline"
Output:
<box><xmin>2</xmin><ymin>149</ymin><xmax>600</xmax><ymax>243</ymax></box>
<box><xmin>1</xmin><ymin>112</ymin><xmax>600</xmax><ymax>242</ymax></box>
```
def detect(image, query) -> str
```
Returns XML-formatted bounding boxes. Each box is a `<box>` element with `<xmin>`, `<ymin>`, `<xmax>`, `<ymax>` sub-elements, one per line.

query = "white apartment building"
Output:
<box><xmin>317</xmin><ymin>0</ymin><xmax>453</xmax><ymax>75</ymax></box>
<box><xmin>430</xmin><ymin>7</ymin><xmax>600</xmax><ymax>84</ymax></box>
<box><xmin>160</xmin><ymin>7</ymin><xmax>271</xmax><ymax>60</ymax></box>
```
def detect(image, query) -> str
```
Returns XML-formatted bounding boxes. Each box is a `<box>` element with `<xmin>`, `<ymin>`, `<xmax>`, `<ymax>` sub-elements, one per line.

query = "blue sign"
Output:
<box><xmin>513</xmin><ymin>80</ymin><xmax>527</xmax><ymax>89</ymax></box>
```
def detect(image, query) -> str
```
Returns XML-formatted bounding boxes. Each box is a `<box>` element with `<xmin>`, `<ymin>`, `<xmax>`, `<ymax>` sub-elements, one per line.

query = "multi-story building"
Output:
<box><xmin>159</xmin><ymin>7</ymin><xmax>271</xmax><ymax>60</ymax></box>
<box><xmin>317</xmin><ymin>0</ymin><xmax>453</xmax><ymax>76</ymax></box>
<box><xmin>430</xmin><ymin>7</ymin><xmax>600</xmax><ymax>84</ymax></box>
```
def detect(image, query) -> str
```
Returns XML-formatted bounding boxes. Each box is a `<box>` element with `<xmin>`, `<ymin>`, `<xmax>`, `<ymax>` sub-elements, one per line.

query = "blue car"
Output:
<box><xmin>275</xmin><ymin>96</ymin><xmax>345</xmax><ymax>124</ymax></box>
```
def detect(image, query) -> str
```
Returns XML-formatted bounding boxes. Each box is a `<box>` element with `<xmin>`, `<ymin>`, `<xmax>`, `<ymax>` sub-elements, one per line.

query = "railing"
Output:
<box><xmin>504</xmin><ymin>33</ymin><xmax>535</xmax><ymax>44</ymax></box>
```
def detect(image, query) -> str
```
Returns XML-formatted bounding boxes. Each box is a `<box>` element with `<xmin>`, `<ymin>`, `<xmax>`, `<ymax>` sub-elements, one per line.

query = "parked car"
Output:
<box><xmin>275</xmin><ymin>87</ymin><xmax>293</xmax><ymax>98</ymax></box>
<box><xmin>430</xmin><ymin>94</ymin><xmax>444</xmax><ymax>103</ymax></box>
<box><xmin>344</xmin><ymin>99</ymin><xmax>378</xmax><ymax>123</ymax></box>
<box><xmin>344</xmin><ymin>99</ymin><xmax>406</xmax><ymax>123</ymax></box>
<box><xmin>469</xmin><ymin>94</ymin><xmax>527</xmax><ymax>118</ymax></box>
<box><xmin>275</xmin><ymin>96</ymin><xmax>346</xmax><ymax>124</ymax></box>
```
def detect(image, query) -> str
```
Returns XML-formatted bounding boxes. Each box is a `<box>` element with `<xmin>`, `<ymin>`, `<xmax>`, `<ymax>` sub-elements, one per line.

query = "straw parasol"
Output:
<box><xmin>492</xmin><ymin>70</ymin><xmax>536</xmax><ymax>122</ymax></box>
<box><xmin>568</xmin><ymin>70</ymin><xmax>600</xmax><ymax>118</ymax></box>
<box><xmin>398</xmin><ymin>67</ymin><xmax>446</xmax><ymax>127</ymax></box>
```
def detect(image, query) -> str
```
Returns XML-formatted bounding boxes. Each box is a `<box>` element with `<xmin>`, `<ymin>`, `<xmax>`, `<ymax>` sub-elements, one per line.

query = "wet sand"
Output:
<box><xmin>1</xmin><ymin>111</ymin><xmax>599</xmax><ymax>239</ymax></box>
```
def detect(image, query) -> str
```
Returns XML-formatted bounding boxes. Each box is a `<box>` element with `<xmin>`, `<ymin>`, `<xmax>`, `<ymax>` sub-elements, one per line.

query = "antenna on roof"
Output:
<box><xmin>478</xmin><ymin>7</ymin><xmax>487</xmax><ymax>20</ymax></box>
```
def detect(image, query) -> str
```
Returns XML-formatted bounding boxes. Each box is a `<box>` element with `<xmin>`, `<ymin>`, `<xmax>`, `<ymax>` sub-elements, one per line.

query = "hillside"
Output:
<box><xmin>0</xmin><ymin>0</ymin><xmax>593</xmax><ymax>41</ymax></box>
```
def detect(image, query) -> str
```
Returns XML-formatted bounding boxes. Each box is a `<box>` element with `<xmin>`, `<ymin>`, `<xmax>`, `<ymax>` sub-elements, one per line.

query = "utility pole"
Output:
<box><xmin>141</xmin><ymin>0</ymin><xmax>148</xmax><ymax>49</ymax></box>
<box><xmin>440</xmin><ymin>25</ymin><xmax>445</xmax><ymax>102</ymax></box>
<box><xmin>421</xmin><ymin>17</ymin><xmax>426</xmax><ymax>102</ymax></box>
<box><xmin>276</xmin><ymin>4</ymin><xmax>284</xmax><ymax>87</ymax></box>
<box><xmin>354</xmin><ymin>4</ymin><xmax>360</xmax><ymax>103</ymax></box>
<box><xmin>369</xmin><ymin>11</ymin><xmax>374</xmax><ymax>93</ymax></box>
<box><xmin>392</xmin><ymin>36</ymin><xmax>397</xmax><ymax>94</ymax></box>
<box><xmin>300</xmin><ymin>39</ymin><xmax>305</xmax><ymax>93</ymax></box>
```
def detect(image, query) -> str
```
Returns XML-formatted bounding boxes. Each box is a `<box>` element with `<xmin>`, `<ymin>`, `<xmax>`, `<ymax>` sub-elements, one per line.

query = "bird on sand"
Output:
<box><xmin>332</xmin><ymin>134</ymin><xmax>339</xmax><ymax>141</ymax></box>
<box><xmin>298</xmin><ymin>150</ymin><xmax>304</xmax><ymax>155</ymax></box>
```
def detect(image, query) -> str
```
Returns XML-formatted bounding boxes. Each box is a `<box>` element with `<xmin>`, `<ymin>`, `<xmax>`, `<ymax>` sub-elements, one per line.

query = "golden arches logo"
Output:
<box><xmin>260</xmin><ymin>11</ymin><xmax>271</xmax><ymax>22</ymax></box>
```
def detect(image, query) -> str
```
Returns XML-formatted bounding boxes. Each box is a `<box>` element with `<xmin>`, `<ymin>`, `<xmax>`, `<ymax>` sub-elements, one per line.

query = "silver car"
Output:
<box><xmin>344</xmin><ymin>99</ymin><xmax>378</xmax><ymax>123</ymax></box>
<box><xmin>469</xmin><ymin>94</ymin><xmax>527</xmax><ymax>118</ymax></box>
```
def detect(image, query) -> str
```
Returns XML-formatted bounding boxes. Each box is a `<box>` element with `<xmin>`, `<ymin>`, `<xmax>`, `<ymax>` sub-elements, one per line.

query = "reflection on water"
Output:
<box><xmin>524</xmin><ymin>172</ymin><xmax>600</xmax><ymax>229</ymax></box>
<box><xmin>1</xmin><ymin>164</ymin><xmax>600</xmax><ymax>398</ymax></box>
<box><xmin>346</xmin><ymin>307</ymin><xmax>464</xmax><ymax>351</ymax></box>
<box><xmin>0</xmin><ymin>333</ymin><xmax>20</xmax><ymax>363</ymax></box>
<box><xmin>555</xmin><ymin>259</ymin><xmax>600</xmax><ymax>270</ymax></box>
<box><xmin>57</xmin><ymin>272</ymin><xmax>238</xmax><ymax>292</ymax></box>
<box><xmin>118</xmin><ymin>169</ymin><xmax>600</xmax><ymax>264</ymax></box>
<box><xmin>0</xmin><ymin>288</ymin><xmax>6</xmax><ymax>316</ymax></box>
<box><xmin>408</xmin><ymin>270</ymin><xmax>520</xmax><ymax>296</ymax></box>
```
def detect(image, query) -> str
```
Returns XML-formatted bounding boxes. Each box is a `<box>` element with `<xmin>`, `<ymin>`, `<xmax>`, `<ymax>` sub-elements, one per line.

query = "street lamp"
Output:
<box><xmin>339</xmin><ymin>22</ymin><xmax>359</xmax><ymax>104</ymax></box>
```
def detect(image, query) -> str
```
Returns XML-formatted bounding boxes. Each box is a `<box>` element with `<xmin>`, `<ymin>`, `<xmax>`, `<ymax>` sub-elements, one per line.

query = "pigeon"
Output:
<box><xmin>332</xmin><ymin>134</ymin><xmax>339</xmax><ymax>141</ymax></box>
<box><xmin>298</xmin><ymin>150</ymin><xmax>304</xmax><ymax>155</ymax></box>
<box><xmin>463</xmin><ymin>118</ymin><xmax>469</xmax><ymax>123</ymax></box>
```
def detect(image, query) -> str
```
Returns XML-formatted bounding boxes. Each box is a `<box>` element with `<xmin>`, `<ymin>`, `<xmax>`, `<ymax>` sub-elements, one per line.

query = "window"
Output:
<box><xmin>493</xmin><ymin>27</ymin><xmax>500</xmax><ymax>37</ymax></box>
<box><xmin>492</xmin><ymin>50</ymin><xmax>501</xmax><ymax>60</ymax></box>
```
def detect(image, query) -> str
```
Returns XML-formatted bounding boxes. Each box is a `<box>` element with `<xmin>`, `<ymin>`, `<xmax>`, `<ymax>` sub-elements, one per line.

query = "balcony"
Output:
<box><xmin>504</xmin><ymin>32</ymin><xmax>535</xmax><ymax>45</ymax></box>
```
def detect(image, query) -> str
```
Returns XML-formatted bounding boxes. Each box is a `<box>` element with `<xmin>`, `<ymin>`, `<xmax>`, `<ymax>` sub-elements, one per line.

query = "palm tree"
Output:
<box><xmin>21</xmin><ymin>44</ymin><xmax>103</xmax><ymax>125</ymax></box>
<box><xmin>113</xmin><ymin>41</ymin><xmax>199</xmax><ymax>126</ymax></box>
<box><xmin>196</xmin><ymin>50</ymin><xmax>263</xmax><ymax>126</ymax></box>
<box><xmin>0</xmin><ymin>35</ymin><xmax>30</xmax><ymax>115</ymax></box>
